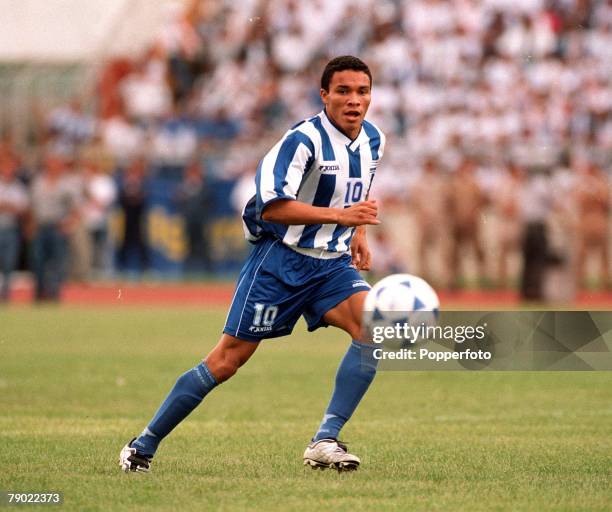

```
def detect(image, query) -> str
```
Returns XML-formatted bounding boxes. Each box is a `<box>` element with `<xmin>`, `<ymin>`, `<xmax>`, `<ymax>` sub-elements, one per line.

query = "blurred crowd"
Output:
<box><xmin>0</xmin><ymin>0</ymin><xmax>610</xmax><ymax>301</ymax></box>
<box><xmin>373</xmin><ymin>156</ymin><xmax>609</xmax><ymax>299</ymax></box>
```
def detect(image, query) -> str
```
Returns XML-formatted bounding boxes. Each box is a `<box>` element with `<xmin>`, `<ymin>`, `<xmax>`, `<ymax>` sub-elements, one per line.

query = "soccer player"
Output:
<box><xmin>120</xmin><ymin>56</ymin><xmax>386</xmax><ymax>472</ymax></box>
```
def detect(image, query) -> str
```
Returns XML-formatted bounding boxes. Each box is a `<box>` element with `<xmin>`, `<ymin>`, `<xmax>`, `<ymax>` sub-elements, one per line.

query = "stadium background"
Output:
<box><xmin>0</xmin><ymin>0</ymin><xmax>610</xmax><ymax>305</ymax></box>
<box><xmin>1</xmin><ymin>2</ymin><xmax>611</xmax><ymax>511</ymax></box>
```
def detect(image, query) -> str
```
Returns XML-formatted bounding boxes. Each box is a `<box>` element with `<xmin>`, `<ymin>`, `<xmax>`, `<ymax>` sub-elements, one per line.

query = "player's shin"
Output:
<box><xmin>131</xmin><ymin>361</ymin><xmax>218</xmax><ymax>457</ymax></box>
<box><xmin>313</xmin><ymin>341</ymin><xmax>378</xmax><ymax>442</ymax></box>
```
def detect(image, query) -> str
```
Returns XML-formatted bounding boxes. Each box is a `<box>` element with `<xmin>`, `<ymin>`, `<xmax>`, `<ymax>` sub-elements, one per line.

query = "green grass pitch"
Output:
<box><xmin>1</xmin><ymin>307</ymin><xmax>611</xmax><ymax>511</ymax></box>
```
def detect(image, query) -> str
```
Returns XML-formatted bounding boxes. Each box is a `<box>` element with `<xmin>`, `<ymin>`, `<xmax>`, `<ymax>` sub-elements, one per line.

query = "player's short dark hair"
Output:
<box><xmin>320</xmin><ymin>56</ymin><xmax>372</xmax><ymax>91</ymax></box>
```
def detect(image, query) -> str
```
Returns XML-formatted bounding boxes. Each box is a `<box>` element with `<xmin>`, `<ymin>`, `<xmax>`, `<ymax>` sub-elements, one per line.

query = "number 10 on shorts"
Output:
<box><xmin>253</xmin><ymin>303</ymin><xmax>278</xmax><ymax>327</ymax></box>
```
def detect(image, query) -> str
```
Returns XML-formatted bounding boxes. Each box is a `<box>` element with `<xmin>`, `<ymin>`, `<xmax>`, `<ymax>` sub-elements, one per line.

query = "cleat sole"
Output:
<box><xmin>337</xmin><ymin>461</ymin><xmax>359</xmax><ymax>472</ymax></box>
<box><xmin>304</xmin><ymin>459</ymin><xmax>359</xmax><ymax>472</ymax></box>
<box><xmin>304</xmin><ymin>459</ymin><xmax>330</xmax><ymax>469</ymax></box>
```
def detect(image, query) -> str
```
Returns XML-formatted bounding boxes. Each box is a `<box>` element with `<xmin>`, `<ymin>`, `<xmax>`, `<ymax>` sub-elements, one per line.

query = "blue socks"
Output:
<box><xmin>131</xmin><ymin>362</ymin><xmax>218</xmax><ymax>457</ymax></box>
<box><xmin>313</xmin><ymin>341</ymin><xmax>378</xmax><ymax>442</ymax></box>
<box><xmin>131</xmin><ymin>343</ymin><xmax>376</xmax><ymax>456</ymax></box>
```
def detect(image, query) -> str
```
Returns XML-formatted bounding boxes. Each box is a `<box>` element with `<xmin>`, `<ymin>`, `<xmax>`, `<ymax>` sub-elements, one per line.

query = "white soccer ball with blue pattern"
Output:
<box><xmin>362</xmin><ymin>274</ymin><xmax>440</xmax><ymax>338</ymax></box>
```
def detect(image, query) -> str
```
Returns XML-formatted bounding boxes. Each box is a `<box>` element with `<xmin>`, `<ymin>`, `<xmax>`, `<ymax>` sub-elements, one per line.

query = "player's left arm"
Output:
<box><xmin>352</xmin><ymin>126</ymin><xmax>385</xmax><ymax>271</ymax></box>
<box><xmin>350</xmin><ymin>224</ymin><xmax>371</xmax><ymax>271</ymax></box>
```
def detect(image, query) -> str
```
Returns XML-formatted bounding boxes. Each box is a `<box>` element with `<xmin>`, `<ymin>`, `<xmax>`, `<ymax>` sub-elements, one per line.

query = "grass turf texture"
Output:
<box><xmin>1</xmin><ymin>307</ymin><xmax>610</xmax><ymax>511</ymax></box>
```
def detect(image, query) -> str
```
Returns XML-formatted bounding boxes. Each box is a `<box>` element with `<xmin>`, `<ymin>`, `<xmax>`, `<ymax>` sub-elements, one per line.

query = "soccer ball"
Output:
<box><xmin>362</xmin><ymin>274</ymin><xmax>440</xmax><ymax>340</ymax></box>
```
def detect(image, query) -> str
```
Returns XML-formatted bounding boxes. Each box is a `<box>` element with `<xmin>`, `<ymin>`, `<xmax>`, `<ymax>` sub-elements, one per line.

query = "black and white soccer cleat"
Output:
<box><xmin>303</xmin><ymin>439</ymin><xmax>360</xmax><ymax>471</ymax></box>
<box><xmin>119</xmin><ymin>438</ymin><xmax>152</xmax><ymax>473</ymax></box>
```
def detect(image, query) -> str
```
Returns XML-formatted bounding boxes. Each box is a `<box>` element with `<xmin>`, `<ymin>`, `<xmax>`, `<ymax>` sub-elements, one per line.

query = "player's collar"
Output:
<box><xmin>321</xmin><ymin>109</ymin><xmax>364</xmax><ymax>148</ymax></box>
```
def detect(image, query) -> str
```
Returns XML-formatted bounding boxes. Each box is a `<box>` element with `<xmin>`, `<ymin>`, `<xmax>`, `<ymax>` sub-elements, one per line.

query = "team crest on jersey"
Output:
<box><xmin>319</xmin><ymin>163</ymin><xmax>340</xmax><ymax>173</ymax></box>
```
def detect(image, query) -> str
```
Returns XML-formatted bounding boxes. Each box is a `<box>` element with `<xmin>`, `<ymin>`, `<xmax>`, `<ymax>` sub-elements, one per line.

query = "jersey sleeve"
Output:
<box><xmin>255</xmin><ymin>129</ymin><xmax>315</xmax><ymax>219</ymax></box>
<box><xmin>362</xmin><ymin>119</ymin><xmax>386</xmax><ymax>163</ymax></box>
<box><xmin>378</xmin><ymin>131</ymin><xmax>386</xmax><ymax>161</ymax></box>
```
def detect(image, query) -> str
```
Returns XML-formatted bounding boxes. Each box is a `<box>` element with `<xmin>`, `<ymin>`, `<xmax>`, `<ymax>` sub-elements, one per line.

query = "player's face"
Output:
<box><xmin>321</xmin><ymin>70</ymin><xmax>371</xmax><ymax>140</ymax></box>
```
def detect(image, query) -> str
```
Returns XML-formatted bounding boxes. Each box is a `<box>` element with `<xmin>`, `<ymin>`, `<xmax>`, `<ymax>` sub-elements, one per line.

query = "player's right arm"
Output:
<box><xmin>262</xmin><ymin>198</ymin><xmax>380</xmax><ymax>227</ymax></box>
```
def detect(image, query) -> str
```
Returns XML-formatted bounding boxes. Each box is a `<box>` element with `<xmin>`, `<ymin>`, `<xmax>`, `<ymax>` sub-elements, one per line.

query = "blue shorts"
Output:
<box><xmin>223</xmin><ymin>237</ymin><xmax>371</xmax><ymax>342</ymax></box>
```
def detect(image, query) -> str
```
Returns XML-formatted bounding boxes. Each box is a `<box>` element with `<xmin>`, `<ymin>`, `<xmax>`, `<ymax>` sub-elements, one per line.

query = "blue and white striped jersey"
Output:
<box><xmin>242</xmin><ymin>110</ymin><xmax>386</xmax><ymax>256</ymax></box>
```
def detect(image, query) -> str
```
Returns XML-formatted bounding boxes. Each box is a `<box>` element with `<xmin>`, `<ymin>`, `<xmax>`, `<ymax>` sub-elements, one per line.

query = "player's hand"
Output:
<box><xmin>337</xmin><ymin>200</ymin><xmax>380</xmax><ymax>227</ymax></box>
<box><xmin>350</xmin><ymin>228</ymin><xmax>372</xmax><ymax>271</ymax></box>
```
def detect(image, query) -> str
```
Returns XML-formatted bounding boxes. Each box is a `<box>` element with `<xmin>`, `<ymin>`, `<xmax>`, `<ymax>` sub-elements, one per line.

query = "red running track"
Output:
<box><xmin>7</xmin><ymin>282</ymin><xmax>612</xmax><ymax>308</ymax></box>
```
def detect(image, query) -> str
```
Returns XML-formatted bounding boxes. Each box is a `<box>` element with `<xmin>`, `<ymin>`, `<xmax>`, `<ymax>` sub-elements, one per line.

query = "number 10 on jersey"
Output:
<box><xmin>344</xmin><ymin>180</ymin><xmax>363</xmax><ymax>206</ymax></box>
